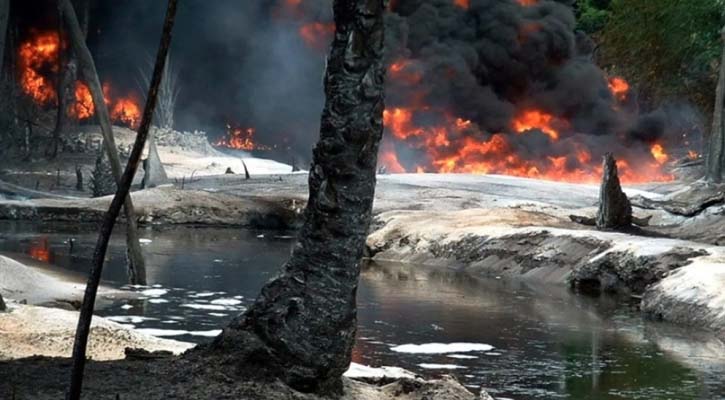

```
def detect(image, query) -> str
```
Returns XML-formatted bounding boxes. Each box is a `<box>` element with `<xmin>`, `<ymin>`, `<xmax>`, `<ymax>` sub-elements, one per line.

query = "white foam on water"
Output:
<box><xmin>391</xmin><ymin>342</ymin><xmax>494</xmax><ymax>354</ymax></box>
<box><xmin>148</xmin><ymin>298</ymin><xmax>169</xmax><ymax>304</ymax></box>
<box><xmin>120</xmin><ymin>304</ymin><xmax>133</xmax><ymax>310</ymax></box>
<box><xmin>208</xmin><ymin>313</ymin><xmax>229</xmax><ymax>317</ymax></box>
<box><xmin>139</xmin><ymin>239</ymin><xmax>152</xmax><ymax>244</ymax></box>
<box><xmin>447</xmin><ymin>354</ymin><xmax>479</xmax><ymax>359</ymax></box>
<box><xmin>418</xmin><ymin>363</ymin><xmax>467</xmax><ymax>370</ymax></box>
<box><xmin>210</xmin><ymin>298</ymin><xmax>242</xmax><ymax>306</ymax></box>
<box><xmin>190</xmin><ymin>292</ymin><xmax>216</xmax><ymax>298</ymax></box>
<box><xmin>107</xmin><ymin>316</ymin><xmax>157</xmax><ymax>324</ymax></box>
<box><xmin>181</xmin><ymin>303</ymin><xmax>228</xmax><ymax>311</ymax></box>
<box><xmin>141</xmin><ymin>288</ymin><xmax>168</xmax><ymax>297</ymax></box>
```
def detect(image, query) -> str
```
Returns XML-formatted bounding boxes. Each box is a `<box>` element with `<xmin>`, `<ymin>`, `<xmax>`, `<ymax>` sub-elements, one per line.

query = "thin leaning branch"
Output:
<box><xmin>65</xmin><ymin>1</ymin><xmax>179</xmax><ymax>399</ymax></box>
<box><xmin>58</xmin><ymin>0</ymin><xmax>147</xmax><ymax>284</ymax></box>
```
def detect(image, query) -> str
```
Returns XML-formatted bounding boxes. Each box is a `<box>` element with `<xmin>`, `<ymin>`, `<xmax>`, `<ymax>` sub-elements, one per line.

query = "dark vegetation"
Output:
<box><xmin>578</xmin><ymin>0</ymin><xmax>724</xmax><ymax>113</ymax></box>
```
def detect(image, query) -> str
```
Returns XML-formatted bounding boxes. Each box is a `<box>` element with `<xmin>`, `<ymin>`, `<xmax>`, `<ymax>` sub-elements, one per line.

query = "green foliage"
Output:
<box><xmin>598</xmin><ymin>0</ymin><xmax>724</xmax><ymax>111</ymax></box>
<box><xmin>575</xmin><ymin>0</ymin><xmax>611</xmax><ymax>34</ymax></box>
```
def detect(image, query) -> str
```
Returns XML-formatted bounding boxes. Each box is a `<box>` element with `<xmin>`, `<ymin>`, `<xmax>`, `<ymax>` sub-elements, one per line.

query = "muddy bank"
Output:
<box><xmin>0</xmin><ymin>254</ymin><xmax>127</xmax><ymax>308</ymax></box>
<box><xmin>366</xmin><ymin>207</ymin><xmax>725</xmax><ymax>337</ymax></box>
<box><xmin>0</xmin><ymin>186</ymin><xmax>302</xmax><ymax>229</ymax></box>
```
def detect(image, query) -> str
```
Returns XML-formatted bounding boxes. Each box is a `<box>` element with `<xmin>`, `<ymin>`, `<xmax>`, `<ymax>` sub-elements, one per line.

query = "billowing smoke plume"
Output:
<box><xmin>17</xmin><ymin>0</ymin><xmax>700</xmax><ymax>182</ymax></box>
<box><xmin>376</xmin><ymin>0</ymin><xmax>698</xmax><ymax>182</ymax></box>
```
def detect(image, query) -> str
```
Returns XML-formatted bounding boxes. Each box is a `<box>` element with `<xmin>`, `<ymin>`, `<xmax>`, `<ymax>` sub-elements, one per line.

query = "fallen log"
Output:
<box><xmin>631</xmin><ymin>192</ymin><xmax>725</xmax><ymax>217</ymax></box>
<box><xmin>0</xmin><ymin>179</ymin><xmax>78</xmax><ymax>200</ymax></box>
<box><xmin>570</xmin><ymin>213</ymin><xmax>651</xmax><ymax>227</ymax></box>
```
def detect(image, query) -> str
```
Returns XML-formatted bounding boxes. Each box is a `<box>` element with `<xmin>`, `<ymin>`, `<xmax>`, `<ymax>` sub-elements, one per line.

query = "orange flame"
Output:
<box><xmin>29</xmin><ymin>238</ymin><xmax>51</xmax><ymax>263</ymax></box>
<box><xmin>513</xmin><ymin>109</ymin><xmax>560</xmax><ymax>141</ymax></box>
<box><xmin>453</xmin><ymin>0</ymin><xmax>470</xmax><ymax>9</ymax></box>
<box><xmin>18</xmin><ymin>32</ymin><xmax>60</xmax><ymax>104</ymax></box>
<box><xmin>72</xmin><ymin>82</ymin><xmax>95</xmax><ymax>119</ymax></box>
<box><xmin>215</xmin><ymin>126</ymin><xmax>257</xmax><ymax>151</ymax></box>
<box><xmin>111</xmin><ymin>97</ymin><xmax>142</xmax><ymax>129</ymax></box>
<box><xmin>299</xmin><ymin>22</ymin><xmax>335</xmax><ymax>50</ymax></box>
<box><xmin>650</xmin><ymin>143</ymin><xmax>669</xmax><ymax>165</ymax></box>
<box><xmin>377</xmin><ymin>106</ymin><xmax>674</xmax><ymax>184</ymax></box>
<box><xmin>18</xmin><ymin>32</ymin><xmax>143</xmax><ymax>129</ymax></box>
<box><xmin>517</xmin><ymin>0</ymin><xmax>538</xmax><ymax>6</ymax></box>
<box><xmin>608</xmin><ymin>77</ymin><xmax>629</xmax><ymax>102</ymax></box>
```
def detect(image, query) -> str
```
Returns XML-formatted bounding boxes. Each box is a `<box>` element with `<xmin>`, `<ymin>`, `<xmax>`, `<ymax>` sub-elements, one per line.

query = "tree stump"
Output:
<box><xmin>596</xmin><ymin>153</ymin><xmax>632</xmax><ymax>230</ymax></box>
<box><xmin>75</xmin><ymin>165</ymin><xmax>84</xmax><ymax>191</ymax></box>
<box><xmin>141</xmin><ymin>131</ymin><xmax>169</xmax><ymax>189</ymax></box>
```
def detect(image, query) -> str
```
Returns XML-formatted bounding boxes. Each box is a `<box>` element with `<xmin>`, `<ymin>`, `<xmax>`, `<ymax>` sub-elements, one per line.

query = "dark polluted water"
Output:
<box><xmin>1</xmin><ymin>221</ymin><xmax>724</xmax><ymax>400</ymax></box>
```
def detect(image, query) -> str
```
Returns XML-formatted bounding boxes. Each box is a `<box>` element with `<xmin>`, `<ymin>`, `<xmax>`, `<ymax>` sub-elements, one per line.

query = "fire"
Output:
<box><xmin>29</xmin><ymin>238</ymin><xmax>51</xmax><ymax>263</ymax></box>
<box><xmin>377</xmin><ymin>106</ymin><xmax>674</xmax><ymax>184</ymax></box>
<box><xmin>388</xmin><ymin>60</ymin><xmax>423</xmax><ymax>85</ymax></box>
<box><xmin>517</xmin><ymin>0</ymin><xmax>538</xmax><ymax>6</ymax></box>
<box><xmin>608</xmin><ymin>77</ymin><xmax>630</xmax><ymax>101</ymax></box>
<box><xmin>111</xmin><ymin>97</ymin><xmax>142</xmax><ymax>129</ymax></box>
<box><xmin>215</xmin><ymin>126</ymin><xmax>257</xmax><ymax>151</ymax></box>
<box><xmin>18</xmin><ymin>32</ymin><xmax>60</xmax><ymax>104</ymax></box>
<box><xmin>453</xmin><ymin>0</ymin><xmax>470</xmax><ymax>9</ymax></box>
<box><xmin>513</xmin><ymin>110</ymin><xmax>560</xmax><ymax>141</ymax></box>
<box><xmin>688</xmin><ymin>150</ymin><xmax>699</xmax><ymax>160</ymax></box>
<box><xmin>299</xmin><ymin>22</ymin><xmax>335</xmax><ymax>50</ymax></box>
<box><xmin>650</xmin><ymin>143</ymin><xmax>669</xmax><ymax>165</ymax></box>
<box><xmin>17</xmin><ymin>31</ymin><xmax>144</xmax><ymax>129</ymax></box>
<box><xmin>72</xmin><ymin>82</ymin><xmax>95</xmax><ymax>119</ymax></box>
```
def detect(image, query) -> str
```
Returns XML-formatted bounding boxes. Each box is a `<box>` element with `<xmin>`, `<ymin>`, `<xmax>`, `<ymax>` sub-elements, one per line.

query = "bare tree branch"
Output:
<box><xmin>65</xmin><ymin>1</ymin><xmax>178</xmax><ymax>399</ymax></box>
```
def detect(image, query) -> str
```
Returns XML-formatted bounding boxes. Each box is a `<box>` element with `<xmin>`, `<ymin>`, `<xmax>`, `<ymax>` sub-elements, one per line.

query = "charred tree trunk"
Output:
<box><xmin>67</xmin><ymin>1</ymin><xmax>177</xmax><ymax>399</ymax></box>
<box><xmin>596</xmin><ymin>153</ymin><xmax>632</xmax><ymax>230</ymax></box>
<box><xmin>0</xmin><ymin>0</ymin><xmax>9</xmax><ymax>76</ymax></box>
<box><xmin>58</xmin><ymin>0</ymin><xmax>147</xmax><ymax>285</ymax></box>
<box><xmin>210</xmin><ymin>0</ymin><xmax>386</xmax><ymax>394</ymax></box>
<box><xmin>705</xmin><ymin>27</ymin><xmax>725</xmax><ymax>183</ymax></box>
<box><xmin>0</xmin><ymin>292</ymin><xmax>6</xmax><ymax>311</ymax></box>
<box><xmin>75</xmin><ymin>164</ymin><xmax>83</xmax><ymax>191</ymax></box>
<box><xmin>141</xmin><ymin>129</ymin><xmax>168</xmax><ymax>188</ymax></box>
<box><xmin>241</xmin><ymin>159</ymin><xmax>250</xmax><ymax>180</ymax></box>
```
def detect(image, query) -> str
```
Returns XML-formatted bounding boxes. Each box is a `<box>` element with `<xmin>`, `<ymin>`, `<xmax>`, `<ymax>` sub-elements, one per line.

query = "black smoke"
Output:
<box><xmin>16</xmin><ymin>0</ymin><xmax>697</xmax><ymax>173</ymax></box>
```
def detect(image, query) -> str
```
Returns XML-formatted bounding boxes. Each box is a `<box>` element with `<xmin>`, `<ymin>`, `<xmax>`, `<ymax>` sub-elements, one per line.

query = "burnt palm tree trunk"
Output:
<box><xmin>210</xmin><ymin>0</ymin><xmax>386</xmax><ymax>395</ymax></box>
<box><xmin>706</xmin><ymin>26</ymin><xmax>725</xmax><ymax>183</ymax></box>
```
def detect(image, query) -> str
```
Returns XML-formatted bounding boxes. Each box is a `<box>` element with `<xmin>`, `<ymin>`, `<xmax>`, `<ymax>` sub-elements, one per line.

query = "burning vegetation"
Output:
<box><xmin>17</xmin><ymin>31</ymin><xmax>142</xmax><ymax>129</ymax></box>
<box><xmin>206</xmin><ymin>0</ymin><xmax>698</xmax><ymax>184</ymax></box>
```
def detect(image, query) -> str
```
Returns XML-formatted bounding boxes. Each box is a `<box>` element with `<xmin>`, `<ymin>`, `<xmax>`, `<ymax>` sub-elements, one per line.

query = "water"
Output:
<box><xmin>1</xmin><ymin>221</ymin><xmax>724</xmax><ymax>399</ymax></box>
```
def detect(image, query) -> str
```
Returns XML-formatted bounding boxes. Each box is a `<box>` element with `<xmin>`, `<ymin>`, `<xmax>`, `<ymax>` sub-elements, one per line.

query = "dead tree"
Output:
<box><xmin>138</xmin><ymin>55</ymin><xmax>176</xmax><ymax>188</ymax></box>
<box><xmin>139</xmin><ymin>55</ymin><xmax>179</xmax><ymax>129</ymax></box>
<box><xmin>50</xmin><ymin>0</ymin><xmax>89</xmax><ymax>159</ymax></box>
<box><xmin>706</xmin><ymin>26</ymin><xmax>725</xmax><ymax>183</ymax></box>
<box><xmin>241</xmin><ymin>159</ymin><xmax>250</xmax><ymax>180</ymax></box>
<box><xmin>596</xmin><ymin>153</ymin><xmax>632</xmax><ymax>229</ymax></box>
<box><xmin>0</xmin><ymin>0</ymin><xmax>9</xmax><ymax>74</ymax></box>
<box><xmin>0</xmin><ymin>292</ymin><xmax>6</xmax><ymax>311</ymax></box>
<box><xmin>58</xmin><ymin>0</ymin><xmax>146</xmax><ymax>284</ymax></box>
<box><xmin>141</xmin><ymin>129</ymin><xmax>168</xmax><ymax>188</ymax></box>
<box><xmin>67</xmin><ymin>1</ymin><xmax>178</xmax><ymax>399</ymax></box>
<box><xmin>75</xmin><ymin>164</ymin><xmax>83</xmax><ymax>191</ymax></box>
<box><xmin>210</xmin><ymin>0</ymin><xmax>386</xmax><ymax>394</ymax></box>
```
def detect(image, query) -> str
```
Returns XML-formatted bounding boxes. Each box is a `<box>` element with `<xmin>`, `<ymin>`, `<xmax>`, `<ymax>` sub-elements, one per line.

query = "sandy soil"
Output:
<box><xmin>0</xmin><ymin>303</ymin><xmax>194</xmax><ymax>361</ymax></box>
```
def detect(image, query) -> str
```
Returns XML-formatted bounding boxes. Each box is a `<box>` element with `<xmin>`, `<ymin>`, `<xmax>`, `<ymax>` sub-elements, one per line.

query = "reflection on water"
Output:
<box><xmin>0</xmin><ymin>221</ymin><xmax>724</xmax><ymax>399</ymax></box>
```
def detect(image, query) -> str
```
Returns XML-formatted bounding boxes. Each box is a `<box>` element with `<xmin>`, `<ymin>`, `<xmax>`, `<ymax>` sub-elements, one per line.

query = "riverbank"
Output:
<box><xmin>2</xmin><ymin>140</ymin><xmax>724</xmax><ymax>341</ymax></box>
